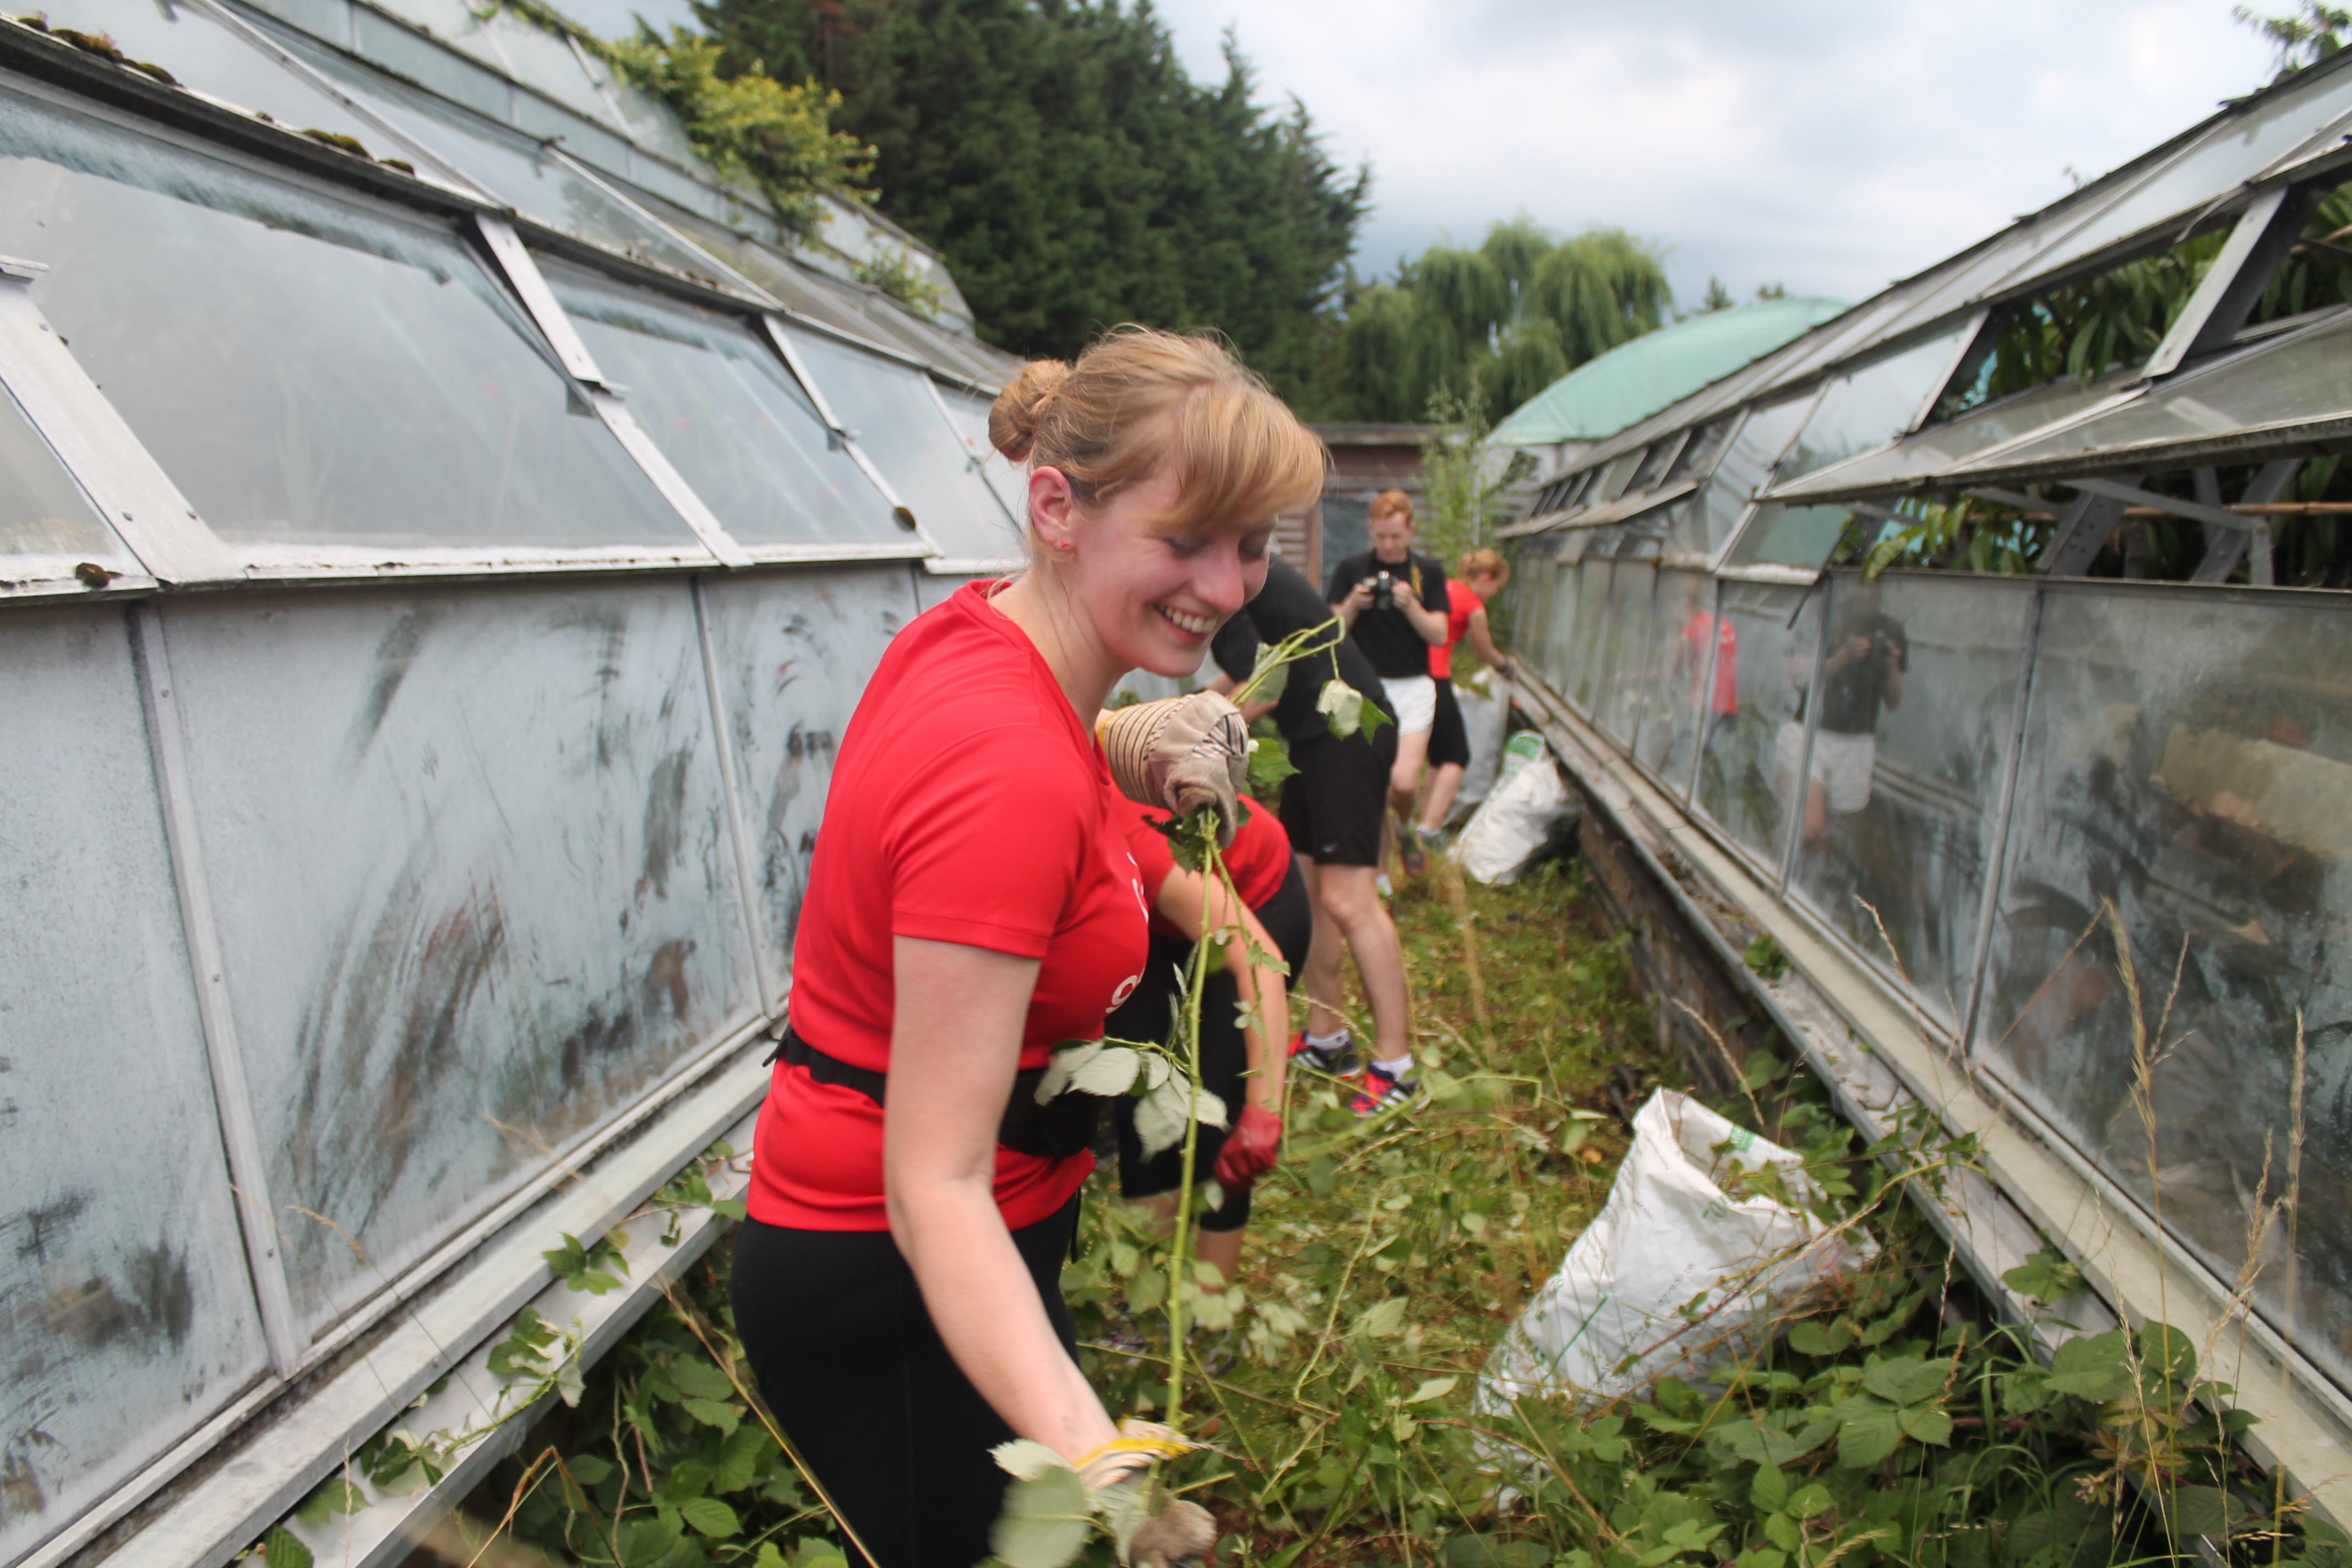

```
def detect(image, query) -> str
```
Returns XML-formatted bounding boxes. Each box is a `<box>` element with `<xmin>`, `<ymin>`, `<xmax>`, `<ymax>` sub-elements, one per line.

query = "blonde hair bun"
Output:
<box><xmin>990</xmin><ymin>360</ymin><xmax>1069</xmax><ymax>462</ymax></box>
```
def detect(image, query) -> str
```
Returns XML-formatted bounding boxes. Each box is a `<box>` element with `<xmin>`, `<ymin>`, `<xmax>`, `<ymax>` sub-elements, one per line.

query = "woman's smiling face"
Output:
<box><xmin>1045</xmin><ymin>464</ymin><xmax>1274</xmax><ymax>678</ymax></box>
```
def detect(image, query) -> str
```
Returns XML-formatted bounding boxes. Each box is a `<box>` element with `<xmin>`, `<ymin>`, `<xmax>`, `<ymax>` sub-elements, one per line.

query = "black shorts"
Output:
<box><xmin>1428</xmin><ymin>676</ymin><xmax>1469</xmax><ymax>769</ymax></box>
<box><xmin>1279</xmin><ymin>721</ymin><xmax>1396</xmax><ymax>867</ymax></box>
<box><xmin>1109</xmin><ymin>863</ymin><xmax>1313</xmax><ymax>1229</ymax></box>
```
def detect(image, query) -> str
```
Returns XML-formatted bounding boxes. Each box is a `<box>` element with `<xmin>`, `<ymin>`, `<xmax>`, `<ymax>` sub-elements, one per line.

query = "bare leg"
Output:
<box><xmin>1296</xmin><ymin>855</ymin><xmax>1349</xmax><ymax>1039</ymax></box>
<box><xmin>1389</xmin><ymin>726</ymin><xmax>1431</xmax><ymax>824</ymax></box>
<box><xmin>1313</xmin><ymin>863</ymin><xmax>1411</xmax><ymax>1062</ymax></box>
<box><xmin>1195</xmin><ymin>1226</ymin><xmax>1245</xmax><ymax>1292</ymax></box>
<box><xmin>1418</xmin><ymin>761</ymin><xmax>1466</xmax><ymax>833</ymax></box>
<box><xmin>1803</xmin><ymin>779</ymin><xmax>1829</xmax><ymax>845</ymax></box>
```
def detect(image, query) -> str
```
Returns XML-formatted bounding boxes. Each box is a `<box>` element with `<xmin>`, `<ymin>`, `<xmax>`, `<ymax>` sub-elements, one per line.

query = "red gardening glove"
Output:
<box><xmin>1212</xmin><ymin>1103</ymin><xmax>1283</xmax><ymax>1187</ymax></box>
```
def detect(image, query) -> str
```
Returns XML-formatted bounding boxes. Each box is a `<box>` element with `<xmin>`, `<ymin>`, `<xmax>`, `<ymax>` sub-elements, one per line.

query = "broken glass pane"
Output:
<box><xmin>1789</xmin><ymin>572</ymin><xmax>2033</xmax><ymax>1026</ymax></box>
<box><xmin>540</xmin><ymin>258</ymin><xmax>902</xmax><ymax>548</ymax></box>
<box><xmin>0</xmin><ymin>91</ymin><xmax>692</xmax><ymax>551</ymax></box>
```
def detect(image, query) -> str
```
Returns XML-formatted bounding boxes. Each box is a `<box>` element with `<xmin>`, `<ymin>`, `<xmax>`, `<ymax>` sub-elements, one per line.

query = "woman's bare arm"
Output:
<box><xmin>885</xmin><ymin>937</ymin><xmax>1118</xmax><ymax>1462</ymax></box>
<box><xmin>1463</xmin><ymin>605</ymin><xmax>1511</xmax><ymax>675</ymax></box>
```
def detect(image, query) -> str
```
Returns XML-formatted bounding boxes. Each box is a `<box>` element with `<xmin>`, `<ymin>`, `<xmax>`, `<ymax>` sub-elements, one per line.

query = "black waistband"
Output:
<box><xmin>765</xmin><ymin>1022</ymin><xmax>1099</xmax><ymax>1161</ymax></box>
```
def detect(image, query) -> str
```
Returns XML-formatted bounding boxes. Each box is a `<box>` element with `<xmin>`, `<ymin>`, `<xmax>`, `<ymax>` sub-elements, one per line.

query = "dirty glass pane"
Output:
<box><xmin>37</xmin><ymin>0</ymin><xmax>406</xmax><ymax>158</ymax></box>
<box><xmin>1664</xmin><ymin>416</ymin><xmax>1736</xmax><ymax>486</ymax></box>
<box><xmin>1773</xmin><ymin>371</ymin><xmax>2137</xmax><ymax>502</ymax></box>
<box><xmin>349</xmin><ymin>0</ymin><xmax>510</xmax><ymax>120</ymax></box>
<box><xmin>782</xmin><ymin>325</ymin><xmax>1025</xmax><ymax>564</ymax></box>
<box><xmin>251</xmin><ymin>21</ymin><xmax>723</xmax><ymax>281</ymax></box>
<box><xmin>1695</xmin><ymin>580</ymin><xmax>1822</xmax><ymax>873</ymax></box>
<box><xmin>1596</xmin><ymin>560</ymin><xmax>1656</xmax><ymax>746</ymax></box>
<box><xmin>0</xmin><ymin>380</ymin><xmax>124</xmax><ymax>562</ymax></box>
<box><xmin>700</xmin><ymin>567</ymin><xmax>916</xmax><ymax>991</ymax></box>
<box><xmin>0</xmin><ymin>612</ymin><xmax>266</xmax><ymax>1564</ymax></box>
<box><xmin>0</xmin><ymin>94</ymin><xmax>690</xmax><ymax>551</ymax></box>
<box><xmin>1776</xmin><ymin>325</ymin><xmax>1972</xmax><ymax>483</ymax></box>
<box><xmin>1723</xmin><ymin>502</ymin><xmax>1856</xmax><ymax>571</ymax></box>
<box><xmin>2007</xmin><ymin>79</ymin><xmax>2352</xmax><ymax>287</ymax></box>
<box><xmin>162</xmin><ymin>583</ymin><xmax>759</xmax><ymax>1333</ymax></box>
<box><xmin>540</xmin><ymin>259</ymin><xmax>901</xmax><ymax>547</ymax></box>
<box><xmin>1948</xmin><ymin>308</ymin><xmax>2352</xmax><ymax>480</ymax></box>
<box><xmin>1630</xmin><ymin>571</ymin><xmax>1725</xmax><ymax>799</ymax></box>
<box><xmin>933</xmin><ymin>386</ymin><xmax>1031</xmax><ymax>526</ymax></box>
<box><xmin>1975</xmin><ymin>586</ymin><xmax>2352</xmax><ymax>1390</ymax></box>
<box><xmin>1696</xmin><ymin>398</ymin><xmax>1811</xmax><ymax>558</ymax></box>
<box><xmin>1562</xmin><ymin>559</ymin><xmax>1614</xmax><ymax>714</ymax></box>
<box><xmin>1788</xmin><ymin>574</ymin><xmax>2033</xmax><ymax>1025</ymax></box>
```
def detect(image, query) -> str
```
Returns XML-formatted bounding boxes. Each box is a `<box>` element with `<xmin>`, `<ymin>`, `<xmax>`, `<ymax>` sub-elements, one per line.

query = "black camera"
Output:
<box><xmin>1365</xmin><ymin>569</ymin><xmax>1395</xmax><ymax>596</ymax></box>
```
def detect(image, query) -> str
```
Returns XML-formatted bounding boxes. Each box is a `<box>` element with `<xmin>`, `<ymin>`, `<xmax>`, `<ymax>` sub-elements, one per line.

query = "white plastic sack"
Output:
<box><xmin>1450</xmin><ymin>739</ymin><xmax>1572</xmax><ymax>884</ymax></box>
<box><xmin>1451</xmin><ymin>673</ymin><xmax>1515</xmax><ymax>810</ymax></box>
<box><xmin>1477</xmin><ymin>1091</ymin><xmax>1874</xmax><ymax>1422</ymax></box>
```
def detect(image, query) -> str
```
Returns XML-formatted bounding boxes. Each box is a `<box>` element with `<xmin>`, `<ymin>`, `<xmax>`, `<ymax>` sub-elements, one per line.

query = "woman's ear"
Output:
<box><xmin>1028</xmin><ymin>466</ymin><xmax>1079</xmax><ymax>558</ymax></box>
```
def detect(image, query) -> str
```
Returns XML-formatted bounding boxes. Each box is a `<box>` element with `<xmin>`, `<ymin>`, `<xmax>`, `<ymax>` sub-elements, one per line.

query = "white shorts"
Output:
<box><xmin>1774</xmin><ymin>721</ymin><xmax>1876</xmax><ymax>815</ymax></box>
<box><xmin>1381</xmin><ymin>674</ymin><xmax>1437</xmax><ymax>736</ymax></box>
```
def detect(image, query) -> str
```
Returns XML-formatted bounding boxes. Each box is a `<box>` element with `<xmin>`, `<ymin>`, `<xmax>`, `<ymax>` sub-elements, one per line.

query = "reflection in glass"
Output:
<box><xmin>1977</xmin><ymin>588</ymin><xmax>2352</xmax><ymax>1390</ymax></box>
<box><xmin>1789</xmin><ymin>574</ymin><xmax>2032</xmax><ymax>1022</ymax></box>
<box><xmin>0</xmin><ymin>381</ymin><xmax>123</xmax><ymax>562</ymax></box>
<box><xmin>1632</xmin><ymin>571</ymin><xmax>1728</xmax><ymax>799</ymax></box>
<box><xmin>1776</xmin><ymin>325</ymin><xmax>1972</xmax><ymax>483</ymax></box>
<box><xmin>0</xmin><ymin>95</ymin><xmax>690</xmax><ymax>550</ymax></box>
<box><xmin>1945</xmin><ymin>307</ymin><xmax>2352</xmax><ymax>480</ymax></box>
<box><xmin>784</xmin><ymin>327</ymin><xmax>1025</xmax><ymax>563</ymax></box>
<box><xmin>1596</xmin><ymin>561</ymin><xmax>1657</xmax><ymax>745</ymax></box>
<box><xmin>541</xmin><ymin>259</ymin><xmax>900</xmax><ymax>547</ymax></box>
<box><xmin>1695</xmin><ymin>581</ymin><xmax>1820</xmax><ymax>872</ymax></box>
<box><xmin>1697</xmin><ymin>397</ymin><xmax>1811</xmax><ymax>557</ymax></box>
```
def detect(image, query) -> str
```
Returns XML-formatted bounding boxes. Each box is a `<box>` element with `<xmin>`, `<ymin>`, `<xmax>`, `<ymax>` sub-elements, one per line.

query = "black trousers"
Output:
<box><xmin>731</xmin><ymin>1196</ymin><xmax>1081</xmax><ymax>1568</ymax></box>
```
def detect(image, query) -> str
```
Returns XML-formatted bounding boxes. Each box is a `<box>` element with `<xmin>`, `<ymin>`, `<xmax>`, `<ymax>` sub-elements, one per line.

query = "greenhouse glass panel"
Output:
<box><xmin>0</xmin><ymin>379</ymin><xmax>126</xmax><ymax>563</ymax></box>
<box><xmin>1596</xmin><ymin>559</ymin><xmax>1657</xmax><ymax>746</ymax></box>
<box><xmin>349</xmin><ymin>0</ymin><xmax>511</xmax><ymax>120</ymax></box>
<box><xmin>36</xmin><ymin>0</ymin><xmax>410</xmax><ymax>160</ymax></box>
<box><xmin>1776</xmin><ymin>325</ymin><xmax>1973</xmax><ymax>483</ymax></box>
<box><xmin>2000</xmin><ymin>77</ymin><xmax>2352</xmax><ymax>288</ymax></box>
<box><xmin>1536</xmin><ymin>552</ymin><xmax>1580</xmax><ymax>694</ymax></box>
<box><xmin>540</xmin><ymin>259</ymin><xmax>901</xmax><ymax>548</ymax></box>
<box><xmin>783</xmin><ymin>325</ymin><xmax>1025</xmax><ymax>564</ymax></box>
<box><xmin>1788</xmin><ymin>574</ymin><xmax>2033</xmax><ymax>1026</ymax></box>
<box><xmin>1975</xmin><ymin>585</ymin><xmax>2352</xmax><ymax>1392</ymax></box>
<box><xmin>1635</xmin><ymin>571</ymin><xmax>1730</xmax><ymax>799</ymax></box>
<box><xmin>933</xmin><ymin>385</ymin><xmax>1031</xmax><ymax>525</ymax></box>
<box><xmin>1697</xmin><ymin>398</ymin><xmax>1811</xmax><ymax>557</ymax></box>
<box><xmin>1945</xmin><ymin>307</ymin><xmax>2352</xmax><ymax>481</ymax></box>
<box><xmin>1663</xmin><ymin>416</ymin><xmax>1736</xmax><ymax>486</ymax></box>
<box><xmin>0</xmin><ymin>612</ymin><xmax>266</xmax><ymax>1566</ymax></box>
<box><xmin>160</xmin><ymin>582</ymin><xmax>759</xmax><ymax>1333</ymax></box>
<box><xmin>1694</xmin><ymin>581</ymin><xmax>1821</xmax><ymax>873</ymax></box>
<box><xmin>1771</xmin><ymin>371</ymin><xmax>2139</xmax><ymax>502</ymax></box>
<box><xmin>1723</xmin><ymin>502</ymin><xmax>1856</xmax><ymax>570</ymax></box>
<box><xmin>252</xmin><ymin>21</ymin><xmax>723</xmax><ymax>281</ymax></box>
<box><xmin>1565</xmin><ymin>558</ymin><xmax>1614</xmax><ymax>714</ymax></box>
<box><xmin>0</xmin><ymin>95</ymin><xmax>692</xmax><ymax>552</ymax></box>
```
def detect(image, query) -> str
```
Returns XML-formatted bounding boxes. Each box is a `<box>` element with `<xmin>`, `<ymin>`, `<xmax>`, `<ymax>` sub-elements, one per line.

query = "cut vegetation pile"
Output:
<box><xmin>404</xmin><ymin>857</ymin><xmax>2339</xmax><ymax>1568</ymax></box>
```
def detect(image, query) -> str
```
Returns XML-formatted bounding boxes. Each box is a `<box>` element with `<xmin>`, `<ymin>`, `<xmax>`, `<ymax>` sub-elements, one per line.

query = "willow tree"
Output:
<box><xmin>1330</xmin><ymin>218</ymin><xmax>1669</xmax><ymax>423</ymax></box>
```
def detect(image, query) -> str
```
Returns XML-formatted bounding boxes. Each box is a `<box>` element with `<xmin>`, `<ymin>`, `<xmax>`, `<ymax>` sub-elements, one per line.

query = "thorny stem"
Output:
<box><xmin>1163</xmin><ymin>814</ymin><xmax>1222</xmax><ymax>1424</ymax></box>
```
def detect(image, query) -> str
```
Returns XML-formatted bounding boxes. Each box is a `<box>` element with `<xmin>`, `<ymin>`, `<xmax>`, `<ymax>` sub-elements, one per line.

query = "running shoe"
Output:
<box><xmin>1398</xmin><ymin>823</ymin><xmax>1428</xmax><ymax>877</ymax></box>
<box><xmin>1288</xmin><ymin>1030</ymin><xmax>1357</xmax><ymax>1075</ymax></box>
<box><xmin>1348</xmin><ymin>1060</ymin><xmax>1421</xmax><ymax>1117</ymax></box>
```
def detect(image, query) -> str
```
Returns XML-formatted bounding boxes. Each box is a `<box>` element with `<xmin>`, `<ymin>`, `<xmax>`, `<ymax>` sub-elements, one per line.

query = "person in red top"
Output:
<box><xmin>731</xmin><ymin>328</ymin><xmax>1325</xmax><ymax>1568</ymax></box>
<box><xmin>1412</xmin><ymin>548</ymin><xmax>1517</xmax><ymax>848</ymax></box>
<box><xmin>1104</xmin><ymin>794</ymin><xmax>1308</xmax><ymax>1289</ymax></box>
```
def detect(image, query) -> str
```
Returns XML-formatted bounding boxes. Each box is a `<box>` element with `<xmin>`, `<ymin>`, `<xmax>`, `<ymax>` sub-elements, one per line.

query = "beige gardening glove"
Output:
<box><xmin>1097</xmin><ymin>694</ymin><xmax>1249</xmax><ymax>847</ymax></box>
<box><xmin>1077</xmin><ymin>1420</ymin><xmax>1215</xmax><ymax>1568</ymax></box>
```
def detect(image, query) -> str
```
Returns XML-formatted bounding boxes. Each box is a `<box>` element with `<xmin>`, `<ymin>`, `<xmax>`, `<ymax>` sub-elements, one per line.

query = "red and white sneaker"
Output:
<box><xmin>1348</xmin><ymin>1060</ymin><xmax>1420</xmax><ymax>1117</ymax></box>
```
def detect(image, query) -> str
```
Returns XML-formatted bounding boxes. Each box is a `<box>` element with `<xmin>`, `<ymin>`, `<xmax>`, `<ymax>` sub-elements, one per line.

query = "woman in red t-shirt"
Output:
<box><xmin>1105</xmin><ymin>794</ymin><xmax>1308</xmax><ymax>1288</ymax></box>
<box><xmin>731</xmin><ymin>329</ymin><xmax>1325</xmax><ymax>1568</ymax></box>
<box><xmin>1414</xmin><ymin>548</ymin><xmax>1516</xmax><ymax>842</ymax></box>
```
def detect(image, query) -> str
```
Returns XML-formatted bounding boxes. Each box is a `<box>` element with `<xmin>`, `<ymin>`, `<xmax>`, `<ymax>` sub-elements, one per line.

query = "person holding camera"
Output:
<box><xmin>1774</xmin><ymin>581</ymin><xmax>1908</xmax><ymax>847</ymax></box>
<box><xmin>1326</xmin><ymin>491</ymin><xmax>1450</xmax><ymax>882</ymax></box>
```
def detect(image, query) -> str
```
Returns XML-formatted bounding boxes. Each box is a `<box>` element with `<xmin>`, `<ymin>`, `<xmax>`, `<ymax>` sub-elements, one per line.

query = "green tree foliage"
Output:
<box><xmin>1332</xmin><ymin>219</ymin><xmax>1672</xmax><ymax>424</ymax></box>
<box><xmin>2235</xmin><ymin>0</ymin><xmax>2350</xmax><ymax>75</ymax></box>
<box><xmin>691</xmin><ymin>0</ymin><xmax>1370</xmax><ymax>395</ymax></box>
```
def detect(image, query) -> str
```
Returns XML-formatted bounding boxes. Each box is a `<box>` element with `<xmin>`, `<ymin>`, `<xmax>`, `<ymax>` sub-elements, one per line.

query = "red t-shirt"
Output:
<box><xmin>1121</xmin><ymin>795</ymin><xmax>1291</xmax><ymax>937</ymax></box>
<box><xmin>1429</xmin><ymin>579</ymin><xmax>1483</xmax><ymax>679</ymax></box>
<box><xmin>1683</xmin><ymin>612</ymin><xmax>1739</xmax><ymax>716</ymax></box>
<box><xmin>747</xmin><ymin>581</ymin><xmax>1151</xmax><ymax>1232</ymax></box>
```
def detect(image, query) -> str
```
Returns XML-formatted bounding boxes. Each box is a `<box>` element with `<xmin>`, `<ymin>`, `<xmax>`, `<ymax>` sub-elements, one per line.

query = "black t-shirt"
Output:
<box><xmin>1326</xmin><ymin>550</ymin><xmax>1449</xmax><ymax>680</ymax></box>
<box><xmin>1213</xmin><ymin>556</ymin><xmax>1394</xmax><ymax>743</ymax></box>
<box><xmin>1806</xmin><ymin>609</ymin><xmax>1909</xmax><ymax>735</ymax></box>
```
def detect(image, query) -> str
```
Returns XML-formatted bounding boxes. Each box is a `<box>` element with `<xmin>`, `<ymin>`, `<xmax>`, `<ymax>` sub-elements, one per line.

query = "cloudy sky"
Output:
<box><xmin>571</xmin><ymin>0</ymin><xmax>2283</xmax><ymax>312</ymax></box>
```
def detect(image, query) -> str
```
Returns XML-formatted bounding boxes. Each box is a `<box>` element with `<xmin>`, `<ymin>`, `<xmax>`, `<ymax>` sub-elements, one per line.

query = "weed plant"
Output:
<box><xmin>335</xmin><ymin>861</ymin><xmax>2343</xmax><ymax>1568</ymax></box>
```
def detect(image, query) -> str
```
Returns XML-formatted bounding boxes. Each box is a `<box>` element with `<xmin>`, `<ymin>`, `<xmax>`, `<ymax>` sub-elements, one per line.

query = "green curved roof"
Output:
<box><xmin>1490</xmin><ymin>297</ymin><xmax>1850</xmax><ymax>446</ymax></box>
